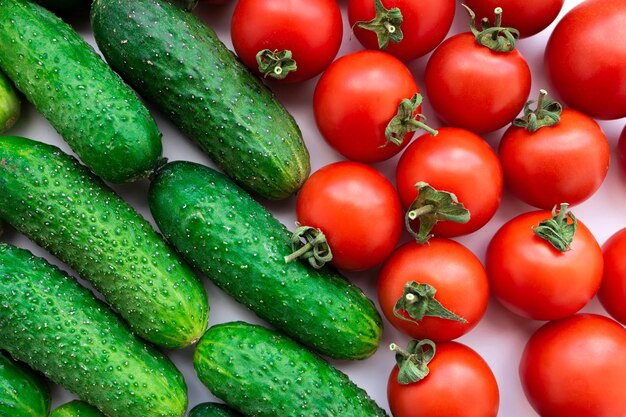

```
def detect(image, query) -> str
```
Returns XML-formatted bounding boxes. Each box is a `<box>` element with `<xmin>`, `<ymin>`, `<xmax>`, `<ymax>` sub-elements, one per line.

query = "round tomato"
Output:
<box><xmin>520</xmin><ymin>314</ymin><xmax>626</xmax><ymax>417</ymax></box>
<box><xmin>499</xmin><ymin>98</ymin><xmax>610</xmax><ymax>209</ymax></box>
<box><xmin>314</xmin><ymin>50</ymin><xmax>432</xmax><ymax>162</ymax></box>
<box><xmin>295</xmin><ymin>161</ymin><xmax>403</xmax><ymax>271</ymax></box>
<box><xmin>545</xmin><ymin>0</ymin><xmax>626</xmax><ymax>120</ymax></box>
<box><xmin>598</xmin><ymin>228</ymin><xmax>626</xmax><ymax>325</ymax></box>
<box><xmin>388</xmin><ymin>341</ymin><xmax>499</xmax><ymax>417</ymax></box>
<box><xmin>378</xmin><ymin>239</ymin><xmax>489</xmax><ymax>342</ymax></box>
<box><xmin>396</xmin><ymin>127</ymin><xmax>503</xmax><ymax>239</ymax></box>
<box><xmin>463</xmin><ymin>0</ymin><xmax>564</xmax><ymax>38</ymax></box>
<box><xmin>618</xmin><ymin>125</ymin><xmax>626</xmax><ymax>176</ymax></box>
<box><xmin>230</xmin><ymin>0</ymin><xmax>342</xmax><ymax>82</ymax></box>
<box><xmin>348</xmin><ymin>0</ymin><xmax>455</xmax><ymax>61</ymax></box>
<box><xmin>486</xmin><ymin>208</ymin><xmax>603</xmax><ymax>320</ymax></box>
<box><xmin>424</xmin><ymin>32</ymin><xmax>531</xmax><ymax>133</ymax></box>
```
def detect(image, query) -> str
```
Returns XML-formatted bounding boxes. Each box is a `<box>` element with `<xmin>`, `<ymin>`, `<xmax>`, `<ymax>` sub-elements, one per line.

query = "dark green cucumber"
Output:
<box><xmin>194</xmin><ymin>322</ymin><xmax>389</xmax><ymax>417</ymax></box>
<box><xmin>0</xmin><ymin>0</ymin><xmax>162</xmax><ymax>183</ymax></box>
<box><xmin>91</xmin><ymin>0</ymin><xmax>310</xmax><ymax>199</ymax></box>
<box><xmin>0</xmin><ymin>243</ymin><xmax>187</xmax><ymax>417</ymax></box>
<box><xmin>50</xmin><ymin>401</ymin><xmax>106</xmax><ymax>417</ymax></box>
<box><xmin>0</xmin><ymin>136</ymin><xmax>208</xmax><ymax>349</ymax></box>
<box><xmin>0</xmin><ymin>352</ymin><xmax>50</xmax><ymax>417</ymax></box>
<box><xmin>0</xmin><ymin>70</ymin><xmax>19</xmax><ymax>133</ymax></box>
<box><xmin>189</xmin><ymin>403</ymin><xmax>242</xmax><ymax>417</ymax></box>
<box><xmin>149</xmin><ymin>161</ymin><xmax>382</xmax><ymax>359</ymax></box>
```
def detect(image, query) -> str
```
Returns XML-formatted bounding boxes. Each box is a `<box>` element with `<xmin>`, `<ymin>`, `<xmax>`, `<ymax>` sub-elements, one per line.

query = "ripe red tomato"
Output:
<box><xmin>598</xmin><ymin>228</ymin><xmax>626</xmax><ymax>325</ymax></box>
<box><xmin>520</xmin><ymin>314</ymin><xmax>626</xmax><ymax>417</ymax></box>
<box><xmin>314</xmin><ymin>50</ymin><xmax>429</xmax><ymax>162</ymax></box>
<box><xmin>348</xmin><ymin>0</ymin><xmax>455</xmax><ymax>61</ymax></box>
<box><xmin>388</xmin><ymin>341</ymin><xmax>499</xmax><ymax>417</ymax></box>
<box><xmin>295</xmin><ymin>161</ymin><xmax>403</xmax><ymax>271</ymax></box>
<box><xmin>378</xmin><ymin>239</ymin><xmax>489</xmax><ymax>342</ymax></box>
<box><xmin>396</xmin><ymin>127</ymin><xmax>503</xmax><ymax>239</ymax></box>
<box><xmin>545</xmin><ymin>0</ymin><xmax>626</xmax><ymax>120</ymax></box>
<box><xmin>486</xmin><ymin>209</ymin><xmax>603</xmax><ymax>321</ymax></box>
<box><xmin>618</xmin><ymin>125</ymin><xmax>626</xmax><ymax>176</ymax></box>
<box><xmin>499</xmin><ymin>107</ymin><xmax>610</xmax><ymax>209</ymax></box>
<box><xmin>424</xmin><ymin>32</ymin><xmax>531</xmax><ymax>133</ymax></box>
<box><xmin>463</xmin><ymin>0</ymin><xmax>564</xmax><ymax>38</ymax></box>
<box><xmin>230</xmin><ymin>0</ymin><xmax>342</xmax><ymax>82</ymax></box>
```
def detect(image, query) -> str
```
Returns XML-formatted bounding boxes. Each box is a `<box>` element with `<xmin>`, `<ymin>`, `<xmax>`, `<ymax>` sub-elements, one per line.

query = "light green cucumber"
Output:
<box><xmin>189</xmin><ymin>403</ymin><xmax>242</xmax><ymax>417</ymax></box>
<box><xmin>0</xmin><ymin>70</ymin><xmax>19</xmax><ymax>133</ymax></box>
<box><xmin>0</xmin><ymin>352</ymin><xmax>50</xmax><ymax>417</ymax></box>
<box><xmin>50</xmin><ymin>401</ymin><xmax>106</xmax><ymax>417</ymax></box>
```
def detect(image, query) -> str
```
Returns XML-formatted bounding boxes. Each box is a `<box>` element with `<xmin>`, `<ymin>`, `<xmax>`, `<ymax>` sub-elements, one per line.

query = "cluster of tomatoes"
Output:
<box><xmin>221</xmin><ymin>0</ymin><xmax>626</xmax><ymax>416</ymax></box>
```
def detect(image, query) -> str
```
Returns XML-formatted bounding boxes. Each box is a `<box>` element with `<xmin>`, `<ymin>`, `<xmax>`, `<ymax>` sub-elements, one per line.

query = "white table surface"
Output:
<box><xmin>6</xmin><ymin>0</ymin><xmax>626</xmax><ymax>416</ymax></box>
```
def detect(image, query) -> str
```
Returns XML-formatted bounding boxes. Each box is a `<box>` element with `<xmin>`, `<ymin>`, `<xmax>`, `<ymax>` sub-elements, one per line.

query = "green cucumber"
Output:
<box><xmin>194</xmin><ymin>322</ymin><xmax>389</xmax><ymax>417</ymax></box>
<box><xmin>0</xmin><ymin>136</ymin><xmax>208</xmax><ymax>349</ymax></box>
<box><xmin>91</xmin><ymin>0</ymin><xmax>310</xmax><ymax>199</ymax></box>
<box><xmin>0</xmin><ymin>70</ymin><xmax>19</xmax><ymax>133</ymax></box>
<box><xmin>189</xmin><ymin>403</ymin><xmax>242</xmax><ymax>417</ymax></box>
<box><xmin>0</xmin><ymin>352</ymin><xmax>50</xmax><ymax>417</ymax></box>
<box><xmin>0</xmin><ymin>243</ymin><xmax>187</xmax><ymax>417</ymax></box>
<box><xmin>149</xmin><ymin>161</ymin><xmax>382</xmax><ymax>360</ymax></box>
<box><xmin>0</xmin><ymin>0</ymin><xmax>162</xmax><ymax>183</ymax></box>
<box><xmin>50</xmin><ymin>401</ymin><xmax>105</xmax><ymax>417</ymax></box>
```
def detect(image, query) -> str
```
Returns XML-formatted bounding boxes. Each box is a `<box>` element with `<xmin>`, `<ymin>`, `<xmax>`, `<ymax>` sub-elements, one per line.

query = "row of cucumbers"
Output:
<box><xmin>0</xmin><ymin>0</ymin><xmax>388</xmax><ymax>416</ymax></box>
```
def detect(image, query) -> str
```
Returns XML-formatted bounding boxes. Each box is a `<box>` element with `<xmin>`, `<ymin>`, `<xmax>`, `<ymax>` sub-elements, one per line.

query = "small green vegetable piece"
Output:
<box><xmin>533</xmin><ymin>203</ymin><xmax>577</xmax><ymax>252</ymax></box>
<box><xmin>0</xmin><ymin>352</ymin><xmax>50</xmax><ymax>417</ymax></box>
<box><xmin>50</xmin><ymin>401</ymin><xmax>106</xmax><ymax>417</ymax></box>
<box><xmin>394</xmin><ymin>281</ymin><xmax>468</xmax><ymax>324</ymax></box>
<box><xmin>284</xmin><ymin>225</ymin><xmax>333</xmax><ymax>269</ymax></box>
<box><xmin>189</xmin><ymin>403</ymin><xmax>243</xmax><ymax>417</ymax></box>
<box><xmin>256</xmin><ymin>49</ymin><xmax>298</xmax><ymax>80</ymax></box>
<box><xmin>353</xmin><ymin>0</ymin><xmax>404</xmax><ymax>49</ymax></box>
<box><xmin>384</xmin><ymin>93</ymin><xmax>438</xmax><ymax>148</ymax></box>
<box><xmin>391</xmin><ymin>339</ymin><xmax>437</xmax><ymax>385</ymax></box>
<box><xmin>513</xmin><ymin>89</ymin><xmax>563</xmax><ymax>132</ymax></box>
<box><xmin>463</xmin><ymin>4</ymin><xmax>520</xmax><ymax>52</ymax></box>
<box><xmin>0</xmin><ymin>70</ymin><xmax>19</xmax><ymax>133</ymax></box>
<box><xmin>194</xmin><ymin>322</ymin><xmax>389</xmax><ymax>417</ymax></box>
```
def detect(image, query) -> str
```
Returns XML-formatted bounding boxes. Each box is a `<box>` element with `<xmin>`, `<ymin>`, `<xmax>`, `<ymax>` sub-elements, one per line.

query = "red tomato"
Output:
<box><xmin>463</xmin><ymin>0</ymin><xmax>564</xmax><ymax>38</ymax></box>
<box><xmin>378</xmin><ymin>239</ymin><xmax>489</xmax><ymax>342</ymax></box>
<box><xmin>486</xmin><ymin>210</ymin><xmax>603</xmax><ymax>320</ymax></box>
<box><xmin>520</xmin><ymin>314</ymin><xmax>626</xmax><ymax>417</ymax></box>
<box><xmin>424</xmin><ymin>32</ymin><xmax>531</xmax><ymax>133</ymax></box>
<box><xmin>598</xmin><ymin>228</ymin><xmax>626</xmax><ymax>325</ymax></box>
<box><xmin>545</xmin><ymin>0</ymin><xmax>626</xmax><ymax>120</ymax></box>
<box><xmin>295</xmin><ymin>161</ymin><xmax>403</xmax><ymax>271</ymax></box>
<box><xmin>230</xmin><ymin>0</ymin><xmax>342</xmax><ymax>82</ymax></box>
<box><xmin>618</xmin><ymin>125</ymin><xmax>626</xmax><ymax>176</ymax></box>
<box><xmin>395</xmin><ymin>127</ymin><xmax>503</xmax><ymax>238</ymax></box>
<box><xmin>348</xmin><ymin>0</ymin><xmax>455</xmax><ymax>61</ymax></box>
<box><xmin>313</xmin><ymin>50</ymin><xmax>425</xmax><ymax>162</ymax></box>
<box><xmin>499</xmin><ymin>108</ymin><xmax>609</xmax><ymax>209</ymax></box>
<box><xmin>388</xmin><ymin>341</ymin><xmax>499</xmax><ymax>417</ymax></box>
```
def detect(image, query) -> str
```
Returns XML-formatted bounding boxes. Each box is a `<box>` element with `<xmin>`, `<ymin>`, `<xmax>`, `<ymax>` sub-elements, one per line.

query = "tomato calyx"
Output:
<box><xmin>256</xmin><ymin>49</ymin><xmax>298</xmax><ymax>80</ymax></box>
<box><xmin>533</xmin><ymin>203</ymin><xmax>577</xmax><ymax>252</ymax></box>
<box><xmin>394</xmin><ymin>281</ymin><xmax>468</xmax><ymax>325</ymax></box>
<box><xmin>383</xmin><ymin>94</ymin><xmax>438</xmax><ymax>148</ymax></box>
<box><xmin>462</xmin><ymin>4</ymin><xmax>519</xmax><ymax>52</ymax></box>
<box><xmin>405</xmin><ymin>182</ymin><xmax>470</xmax><ymax>244</ymax></box>
<box><xmin>391</xmin><ymin>339</ymin><xmax>436</xmax><ymax>384</ymax></box>
<box><xmin>353</xmin><ymin>0</ymin><xmax>404</xmax><ymax>49</ymax></box>
<box><xmin>284</xmin><ymin>225</ymin><xmax>333</xmax><ymax>269</ymax></box>
<box><xmin>513</xmin><ymin>89</ymin><xmax>563</xmax><ymax>132</ymax></box>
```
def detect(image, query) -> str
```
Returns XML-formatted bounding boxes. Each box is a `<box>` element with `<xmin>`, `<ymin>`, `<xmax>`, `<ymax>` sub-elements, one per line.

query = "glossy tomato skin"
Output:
<box><xmin>388</xmin><ymin>342</ymin><xmax>499</xmax><ymax>417</ymax></box>
<box><xmin>378</xmin><ymin>239</ymin><xmax>489</xmax><ymax>342</ymax></box>
<box><xmin>314</xmin><ymin>50</ymin><xmax>421</xmax><ymax>162</ymax></box>
<box><xmin>296</xmin><ymin>161</ymin><xmax>403</xmax><ymax>271</ymax></box>
<box><xmin>598</xmin><ymin>228</ymin><xmax>626</xmax><ymax>325</ymax></box>
<box><xmin>424</xmin><ymin>33</ymin><xmax>531</xmax><ymax>133</ymax></box>
<box><xmin>348</xmin><ymin>0</ymin><xmax>455</xmax><ymax>61</ymax></box>
<box><xmin>520</xmin><ymin>314</ymin><xmax>626</xmax><ymax>417</ymax></box>
<box><xmin>463</xmin><ymin>0</ymin><xmax>564</xmax><ymax>38</ymax></box>
<box><xmin>499</xmin><ymin>109</ymin><xmax>610</xmax><ymax>209</ymax></box>
<box><xmin>486</xmin><ymin>211</ymin><xmax>603</xmax><ymax>321</ymax></box>
<box><xmin>231</xmin><ymin>0</ymin><xmax>342</xmax><ymax>83</ymax></box>
<box><xmin>396</xmin><ymin>127</ymin><xmax>503</xmax><ymax>238</ymax></box>
<box><xmin>545</xmin><ymin>0</ymin><xmax>626</xmax><ymax>120</ymax></box>
<box><xmin>618</xmin><ymin>126</ymin><xmax>626</xmax><ymax>176</ymax></box>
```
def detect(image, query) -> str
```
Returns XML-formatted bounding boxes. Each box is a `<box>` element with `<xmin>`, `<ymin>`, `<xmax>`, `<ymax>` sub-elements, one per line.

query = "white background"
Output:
<box><xmin>6</xmin><ymin>0</ymin><xmax>626</xmax><ymax>416</ymax></box>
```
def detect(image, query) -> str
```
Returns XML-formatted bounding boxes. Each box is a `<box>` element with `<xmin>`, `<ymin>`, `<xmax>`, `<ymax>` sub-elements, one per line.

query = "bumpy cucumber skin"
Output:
<box><xmin>0</xmin><ymin>70</ymin><xmax>19</xmax><ymax>133</ymax></box>
<box><xmin>0</xmin><ymin>243</ymin><xmax>187</xmax><ymax>417</ymax></box>
<box><xmin>0</xmin><ymin>352</ymin><xmax>50</xmax><ymax>417</ymax></box>
<box><xmin>194</xmin><ymin>322</ymin><xmax>389</xmax><ymax>417</ymax></box>
<box><xmin>0</xmin><ymin>136</ymin><xmax>208</xmax><ymax>349</ymax></box>
<box><xmin>189</xmin><ymin>403</ymin><xmax>242</xmax><ymax>417</ymax></box>
<box><xmin>91</xmin><ymin>0</ymin><xmax>310</xmax><ymax>199</ymax></box>
<box><xmin>149</xmin><ymin>161</ymin><xmax>382</xmax><ymax>360</ymax></box>
<box><xmin>0</xmin><ymin>0</ymin><xmax>162</xmax><ymax>183</ymax></box>
<box><xmin>51</xmin><ymin>401</ymin><xmax>106</xmax><ymax>417</ymax></box>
